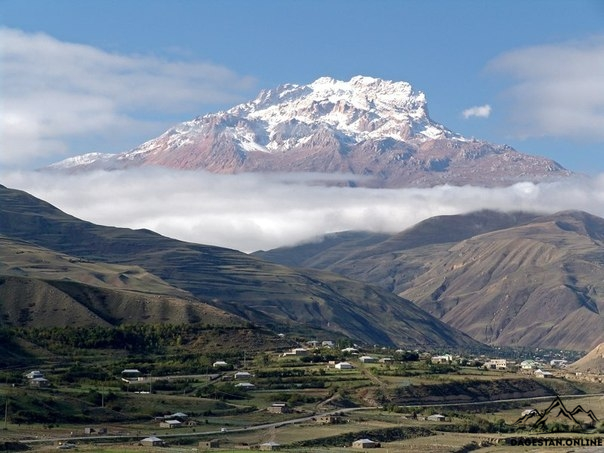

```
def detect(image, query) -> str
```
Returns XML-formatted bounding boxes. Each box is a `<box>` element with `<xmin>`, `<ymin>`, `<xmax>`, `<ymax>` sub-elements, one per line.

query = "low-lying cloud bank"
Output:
<box><xmin>2</xmin><ymin>169</ymin><xmax>602</xmax><ymax>253</ymax></box>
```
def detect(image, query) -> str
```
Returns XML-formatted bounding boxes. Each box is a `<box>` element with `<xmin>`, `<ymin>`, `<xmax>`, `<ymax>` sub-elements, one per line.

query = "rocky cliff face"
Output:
<box><xmin>47</xmin><ymin>76</ymin><xmax>572</xmax><ymax>187</ymax></box>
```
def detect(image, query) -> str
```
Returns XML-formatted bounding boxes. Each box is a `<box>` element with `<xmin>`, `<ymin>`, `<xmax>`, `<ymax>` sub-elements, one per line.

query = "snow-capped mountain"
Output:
<box><xmin>47</xmin><ymin>76</ymin><xmax>572</xmax><ymax>187</ymax></box>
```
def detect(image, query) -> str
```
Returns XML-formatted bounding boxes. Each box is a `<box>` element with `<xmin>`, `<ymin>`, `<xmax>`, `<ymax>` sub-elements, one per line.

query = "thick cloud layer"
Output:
<box><xmin>2</xmin><ymin>169</ymin><xmax>601</xmax><ymax>253</ymax></box>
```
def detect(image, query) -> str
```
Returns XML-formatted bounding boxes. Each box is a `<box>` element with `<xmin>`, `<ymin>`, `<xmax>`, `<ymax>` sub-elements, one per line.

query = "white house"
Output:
<box><xmin>335</xmin><ymin>362</ymin><xmax>353</xmax><ymax>370</ymax></box>
<box><xmin>359</xmin><ymin>356</ymin><xmax>377</xmax><ymax>363</ymax></box>
<box><xmin>234</xmin><ymin>371</ymin><xmax>252</xmax><ymax>379</ymax></box>
<box><xmin>141</xmin><ymin>436</ymin><xmax>164</xmax><ymax>447</ymax></box>
<box><xmin>352</xmin><ymin>438</ymin><xmax>380</xmax><ymax>449</ymax></box>
<box><xmin>213</xmin><ymin>360</ymin><xmax>229</xmax><ymax>368</ymax></box>
<box><xmin>483</xmin><ymin>359</ymin><xmax>508</xmax><ymax>370</ymax></box>
<box><xmin>341</xmin><ymin>347</ymin><xmax>358</xmax><ymax>354</ymax></box>
<box><xmin>235</xmin><ymin>382</ymin><xmax>256</xmax><ymax>390</ymax></box>
<box><xmin>25</xmin><ymin>370</ymin><xmax>44</xmax><ymax>379</ymax></box>
<box><xmin>520</xmin><ymin>360</ymin><xmax>538</xmax><ymax>370</ymax></box>
<box><xmin>121</xmin><ymin>369</ymin><xmax>143</xmax><ymax>381</ymax></box>
<box><xmin>431</xmin><ymin>354</ymin><xmax>453</xmax><ymax>364</ymax></box>
<box><xmin>282</xmin><ymin>348</ymin><xmax>309</xmax><ymax>357</ymax></box>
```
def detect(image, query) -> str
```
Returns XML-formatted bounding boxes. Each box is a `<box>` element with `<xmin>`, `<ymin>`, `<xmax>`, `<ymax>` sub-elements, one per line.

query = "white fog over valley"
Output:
<box><xmin>3</xmin><ymin>169</ymin><xmax>603</xmax><ymax>253</ymax></box>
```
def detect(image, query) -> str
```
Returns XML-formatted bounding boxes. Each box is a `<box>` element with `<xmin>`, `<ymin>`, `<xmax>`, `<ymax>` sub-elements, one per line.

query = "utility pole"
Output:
<box><xmin>4</xmin><ymin>395</ymin><xmax>8</xmax><ymax>430</ymax></box>
<box><xmin>3</xmin><ymin>376</ymin><xmax>8</xmax><ymax>430</ymax></box>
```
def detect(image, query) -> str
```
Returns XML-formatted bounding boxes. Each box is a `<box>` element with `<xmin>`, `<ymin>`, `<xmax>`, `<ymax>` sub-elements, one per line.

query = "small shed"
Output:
<box><xmin>352</xmin><ymin>438</ymin><xmax>380</xmax><ymax>449</ymax></box>
<box><xmin>199</xmin><ymin>439</ymin><xmax>220</xmax><ymax>450</ymax></box>
<box><xmin>160</xmin><ymin>419</ymin><xmax>182</xmax><ymax>428</ymax></box>
<box><xmin>427</xmin><ymin>414</ymin><xmax>446</xmax><ymax>422</ymax></box>
<box><xmin>268</xmin><ymin>402</ymin><xmax>290</xmax><ymax>414</ymax></box>
<box><xmin>234</xmin><ymin>371</ymin><xmax>252</xmax><ymax>379</ymax></box>
<box><xmin>535</xmin><ymin>369</ymin><xmax>554</xmax><ymax>378</ymax></box>
<box><xmin>30</xmin><ymin>377</ymin><xmax>50</xmax><ymax>387</ymax></box>
<box><xmin>235</xmin><ymin>382</ymin><xmax>255</xmax><ymax>390</ymax></box>
<box><xmin>141</xmin><ymin>436</ymin><xmax>164</xmax><ymax>447</ymax></box>
<box><xmin>259</xmin><ymin>441</ymin><xmax>281</xmax><ymax>451</ymax></box>
<box><xmin>317</xmin><ymin>414</ymin><xmax>342</xmax><ymax>424</ymax></box>
<box><xmin>25</xmin><ymin>370</ymin><xmax>44</xmax><ymax>379</ymax></box>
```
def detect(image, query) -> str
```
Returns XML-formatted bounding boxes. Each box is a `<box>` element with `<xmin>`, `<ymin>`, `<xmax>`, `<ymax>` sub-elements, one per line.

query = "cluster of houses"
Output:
<box><xmin>430</xmin><ymin>354</ymin><xmax>566</xmax><ymax>378</ymax></box>
<box><xmin>212</xmin><ymin>346</ymin><xmax>569</xmax><ymax>381</ymax></box>
<box><xmin>25</xmin><ymin>350</ymin><xmax>569</xmax><ymax>397</ymax></box>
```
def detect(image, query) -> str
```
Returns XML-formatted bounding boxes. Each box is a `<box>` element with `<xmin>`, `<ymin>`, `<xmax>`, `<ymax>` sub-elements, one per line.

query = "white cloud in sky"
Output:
<box><xmin>2</xmin><ymin>169</ymin><xmax>602</xmax><ymax>253</ymax></box>
<box><xmin>462</xmin><ymin>105</ymin><xmax>491</xmax><ymax>119</ymax></box>
<box><xmin>489</xmin><ymin>35</ymin><xmax>604</xmax><ymax>141</ymax></box>
<box><xmin>0</xmin><ymin>28</ymin><xmax>256</xmax><ymax>168</ymax></box>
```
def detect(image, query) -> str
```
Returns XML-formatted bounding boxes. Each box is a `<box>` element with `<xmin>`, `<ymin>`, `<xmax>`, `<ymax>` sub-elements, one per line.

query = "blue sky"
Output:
<box><xmin>2</xmin><ymin>0</ymin><xmax>604</xmax><ymax>173</ymax></box>
<box><xmin>3</xmin><ymin>0</ymin><xmax>604</xmax><ymax>252</ymax></box>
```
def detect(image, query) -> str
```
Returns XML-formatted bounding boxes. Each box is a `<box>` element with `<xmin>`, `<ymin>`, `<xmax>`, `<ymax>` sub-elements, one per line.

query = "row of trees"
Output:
<box><xmin>12</xmin><ymin>324</ymin><xmax>251</xmax><ymax>353</ymax></box>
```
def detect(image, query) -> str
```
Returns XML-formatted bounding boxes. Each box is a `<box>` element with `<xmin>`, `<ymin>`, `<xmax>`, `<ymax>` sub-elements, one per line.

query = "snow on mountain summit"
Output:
<box><xmin>52</xmin><ymin>75</ymin><xmax>460</xmax><ymax>167</ymax></box>
<box><xmin>226</xmin><ymin>75</ymin><xmax>459</xmax><ymax>150</ymax></box>
<box><xmin>45</xmin><ymin>75</ymin><xmax>572</xmax><ymax>188</ymax></box>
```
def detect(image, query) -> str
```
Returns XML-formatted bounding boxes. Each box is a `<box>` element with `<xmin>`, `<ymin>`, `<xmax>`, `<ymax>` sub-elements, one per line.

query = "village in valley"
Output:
<box><xmin>5</xmin><ymin>338</ymin><xmax>603</xmax><ymax>452</ymax></box>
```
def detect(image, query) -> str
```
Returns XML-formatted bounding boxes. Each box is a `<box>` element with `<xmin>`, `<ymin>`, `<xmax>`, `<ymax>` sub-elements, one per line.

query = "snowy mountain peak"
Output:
<box><xmin>224</xmin><ymin>76</ymin><xmax>456</xmax><ymax>149</ymax></box>
<box><xmin>45</xmin><ymin>75</ymin><xmax>572</xmax><ymax>188</ymax></box>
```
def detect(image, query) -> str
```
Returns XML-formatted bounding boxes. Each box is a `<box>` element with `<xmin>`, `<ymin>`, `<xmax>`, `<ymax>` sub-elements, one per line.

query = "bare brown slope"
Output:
<box><xmin>569</xmin><ymin>343</ymin><xmax>604</xmax><ymax>374</ymax></box>
<box><xmin>400</xmin><ymin>211</ymin><xmax>604</xmax><ymax>350</ymax></box>
<box><xmin>255</xmin><ymin>210</ymin><xmax>539</xmax><ymax>293</ymax></box>
<box><xmin>0</xmin><ymin>237</ymin><xmax>243</xmax><ymax>328</ymax></box>
<box><xmin>256</xmin><ymin>210</ymin><xmax>604</xmax><ymax>351</ymax></box>
<box><xmin>0</xmin><ymin>276</ymin><xmax>235</xmax><ymax>328</ymax></box>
